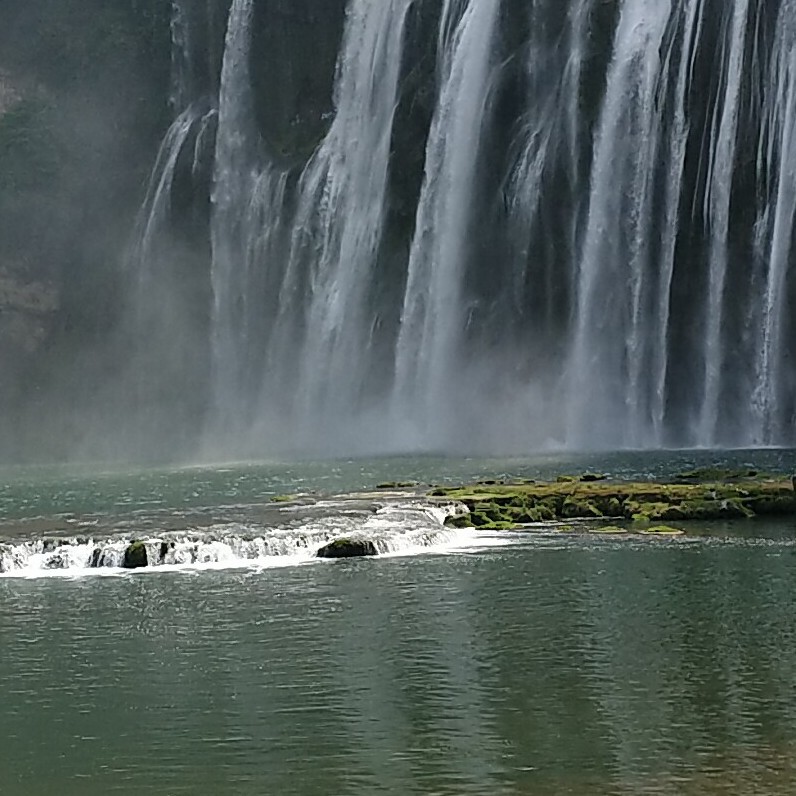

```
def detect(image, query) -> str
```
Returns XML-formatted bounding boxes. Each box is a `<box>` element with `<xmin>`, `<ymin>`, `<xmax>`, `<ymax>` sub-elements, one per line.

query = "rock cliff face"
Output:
<box><xmin>0</xmin><ymin>1</ymin><xmax>171</xmax><ymax>460</ymax></box>
<box><xmin>251</xmin><ymin>0</ymin><xmax>346</xmax><ymax>163</ymax></box>
<box><xmin>0</xmin><ymin>269</ymin><xmax>58</xmax><ymax>355</ymax></box>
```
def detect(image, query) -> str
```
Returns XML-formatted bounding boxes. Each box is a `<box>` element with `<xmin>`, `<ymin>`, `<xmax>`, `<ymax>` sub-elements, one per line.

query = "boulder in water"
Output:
<box><xmin>316</xmin><ymin>538</ymin><xmax>378</xmax><ymax>559</ymax></box>
<box><xmin>123</xmin><ymin>541</ymin><xmax>148</xmax><ymax>569</ymax></box>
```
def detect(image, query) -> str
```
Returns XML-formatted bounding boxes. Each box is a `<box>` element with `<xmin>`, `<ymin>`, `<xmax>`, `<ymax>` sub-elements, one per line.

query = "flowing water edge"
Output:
<box><xmin>3</xmin><ymin>451</ymin><xmax>796</xmax><ymax>794</ymax></box>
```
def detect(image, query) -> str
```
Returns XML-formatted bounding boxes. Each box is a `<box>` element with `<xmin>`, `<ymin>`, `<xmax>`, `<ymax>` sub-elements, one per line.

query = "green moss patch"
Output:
<box><xmin>271</xmin><ymin>494</ymin><xmax>299</xmax><ymax>503</ymax></box>
<box><xmin>431</xmin><ymin>472</ymin><xmax>796</xmax><ymax>531</ymax></box>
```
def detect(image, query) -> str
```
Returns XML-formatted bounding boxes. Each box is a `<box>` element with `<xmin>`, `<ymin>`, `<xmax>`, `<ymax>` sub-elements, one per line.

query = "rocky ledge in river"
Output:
<box><xmin>316</xmin><ymin>538</ymin><xmax>379</xmax><ymax>559</ymax></box>
<box><xmin>433</xmin><ymin>468</ymin><xmax>796</xmax><ymax>531</ymax></box>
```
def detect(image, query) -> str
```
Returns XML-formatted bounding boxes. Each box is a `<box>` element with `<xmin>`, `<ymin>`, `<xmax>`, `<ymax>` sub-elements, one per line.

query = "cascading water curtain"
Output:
<box><xmin>131</xmin><ymin>0</ymin><xmax>796</xmax><ymax>457</ymax></box>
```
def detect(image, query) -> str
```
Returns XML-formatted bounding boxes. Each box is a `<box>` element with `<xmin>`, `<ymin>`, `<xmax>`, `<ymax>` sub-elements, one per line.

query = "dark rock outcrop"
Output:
<box><xmin>122</xmin><ymin>541</ymin><xmax>148</xmax><ymax>569</ymax></box>
<box><xmin>316</xmin><ymin>538</ymin><xmax>378</xmax><ymax>559</ymax></box>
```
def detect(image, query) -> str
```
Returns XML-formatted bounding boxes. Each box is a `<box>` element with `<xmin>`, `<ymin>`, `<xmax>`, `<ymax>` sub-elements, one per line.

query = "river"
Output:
<box><xmin>2</xmin><ymin>450</ymin><xmax>796</xmax><ymax>794</ymax></box>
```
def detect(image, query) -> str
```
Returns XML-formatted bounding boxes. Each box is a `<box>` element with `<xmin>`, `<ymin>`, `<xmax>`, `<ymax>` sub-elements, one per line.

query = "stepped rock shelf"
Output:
<box><xmin>13</xmin><ymin>469</ymin><xmax>792</xmax><ymax>572</ymax></box>
<box><xmin>432</xmin><ymin>469</ymin><xmax>796</xmax><ymax>533</ymax></box>
<box><xmin>298</xmin><ymin>469</ymin><xmax>796</xmax><ymax>560</ymax></box>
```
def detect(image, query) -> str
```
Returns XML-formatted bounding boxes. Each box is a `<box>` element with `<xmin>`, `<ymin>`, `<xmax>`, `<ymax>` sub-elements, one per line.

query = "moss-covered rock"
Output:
<box><xmin>745</xmin><ymin>494</ymin><xmax>796</xmax><ymax>515</ymax></box>
<box><xmin>429</xmin><ymin>470</ymin><xmax>796</xmax><ymax>530</ymax></box>
<box><xmin>122</xmin><ymin>540</ymin><xmax>148</xmax><ymax>569</ymax></box>
<box><xmin>444</xmin><ymin>514</ymin><xmax>474</xmax><ymax>529</ymax></box>
<box><xmin>478</xmin><ymin>521</ymin><xmax>517</xmax><ymax>531</ymax></box>
<box><xmin>561</xmin><ymin>497</ymin><xmax>603</xmax><ymax>519</ymax></box>
<box><xmin>316</xmin><ymin>538</ymin><xmax>378</xmax><ymax>559</ymax></box>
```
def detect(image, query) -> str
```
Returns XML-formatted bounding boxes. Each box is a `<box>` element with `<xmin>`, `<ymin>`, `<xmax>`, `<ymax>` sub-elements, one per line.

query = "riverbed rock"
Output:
<box><xmin>123</xmin><ymin>541</ymin><xmax>148</xmax><ymax>569</ymax></box>
<box><xmin>316</xmin><ymin>538</ymin><xmax>378</xmax><ymax>558</ymax></box>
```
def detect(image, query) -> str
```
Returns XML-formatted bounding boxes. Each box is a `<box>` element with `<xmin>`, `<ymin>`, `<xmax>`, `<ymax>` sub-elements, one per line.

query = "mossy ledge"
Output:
<box><xmin>433</xmin><ymin>471</ymin><xmax>796</xmax><ymax>530</ymax></box>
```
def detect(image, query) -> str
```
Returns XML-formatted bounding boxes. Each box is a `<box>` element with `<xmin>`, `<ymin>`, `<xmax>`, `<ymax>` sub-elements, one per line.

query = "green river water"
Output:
<box><xmin>2</xmin><ymin>450</ymin><xmax>796</xmax><ymax>794</ymax></box>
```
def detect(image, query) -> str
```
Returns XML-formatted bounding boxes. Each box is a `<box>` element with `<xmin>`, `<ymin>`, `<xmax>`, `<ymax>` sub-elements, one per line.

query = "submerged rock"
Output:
<box><xmin>641</xmin><ymin>526</ymin><xmax>685</xmax><ymax>536</ymax></box>
<box><xmin>316</xmin><ymin>538</ymin><xmax>378</xmax><ymax>559</ymax></box>
<box><xmin>675</xmin><ymin>467</ymin><xmax>758</xmax><ymax>482</ymax></box>
<box><xmin>123</xmin><ymin>541</ymin><xmax>148</xmax><ymax>569</ymax></box>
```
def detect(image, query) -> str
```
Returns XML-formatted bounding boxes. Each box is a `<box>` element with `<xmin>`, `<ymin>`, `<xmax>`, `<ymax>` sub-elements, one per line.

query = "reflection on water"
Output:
<box><xmin>2</xmin><ymin>538</ymin><xmax>796</xmax><ymax>795</ymax></box>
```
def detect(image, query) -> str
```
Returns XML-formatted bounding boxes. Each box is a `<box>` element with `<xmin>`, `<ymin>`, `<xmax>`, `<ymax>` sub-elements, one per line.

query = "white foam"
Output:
<box><xmin>0</xmin><ymin>499</ymin><xmax>482</xmax><ymax>579</ymax></box>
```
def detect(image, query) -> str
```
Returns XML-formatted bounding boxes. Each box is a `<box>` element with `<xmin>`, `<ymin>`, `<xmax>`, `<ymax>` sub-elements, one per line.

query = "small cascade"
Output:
<box><xmin>128</xmin><ymin>106</ymin><xmax>213</xmax><ymax>287</ymax></box>
<box><xmin>125</xmin><ymin>0</ymin><xmax>218</xmax><ymax>447</ymax></box>
<box><xmin>393</xmin><ymin>0</ymin><xmax>502</xmax><ymax>443</ymax></box>
<box><xmin>0</xmin><ymin>500</ymin><xmax>470</xmax><ymax>577</ymax></box>
<box><xmin>129</xmin><ymin>0</ymin><xmax>215</xmax><ymax>292</ymax></box>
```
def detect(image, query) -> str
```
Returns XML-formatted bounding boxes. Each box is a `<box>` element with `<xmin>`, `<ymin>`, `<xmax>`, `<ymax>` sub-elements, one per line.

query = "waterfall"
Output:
<box><xmin>126</xmin><ymin>0</ymin><xmax>796</xmax><ymax>459</ymax></box>
<box><xmin>129</xmin><ymin>0</ymin><xmax>213</xmax><ymax>294</ymax></box>
<box><xmin>752</xmin><ymin>0</ymin><xmax>796</xmax><ymax>445</ymax></box>
<box><xmin>258</xmin><ymin>0</ymin><xmax>415</xmax><ymax>450</ymax></box>
<box><xmin>128</xmin><ymin>107</ymin><xmax>201</xmax><ymax>284</ymax></box>
<box><xmin>127</xmin><ymin>0</ymin><xmax>217</xmax><ymax>438</ymax></box>
<box><xmin>698</xmin><ymin>0</ymin><xmax>752</xmax><ymax>444</ymax></box>
<box><xmin>505</xmin><ymin>0</ymin><xmax>596</xmax><ymax>312</ymax></box>
<box><xmin>648</xmin><ymin>0</ymin><xmax>705</xmax><ymax>446</ymax></box>
<box><xmin>565</xmin><ymin>0</ymin><xmax>679</xmax><ymax>448</ymax></box>
<box><xmin>393</xmin><ymin>0</ymin><xmax>502</xmax><ymax>444</ymax></box>
<box><xmin>211</xmin><ymin>0</ymin><xmax>269</xmax><ymax>440</ymax></box>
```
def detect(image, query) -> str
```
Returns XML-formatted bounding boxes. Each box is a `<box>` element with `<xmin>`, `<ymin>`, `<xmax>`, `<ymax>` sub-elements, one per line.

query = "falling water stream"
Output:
<box><xmin>131</xmin><ymin>0</ymin><xmax>796</xmax><ymax>457</ymax></box>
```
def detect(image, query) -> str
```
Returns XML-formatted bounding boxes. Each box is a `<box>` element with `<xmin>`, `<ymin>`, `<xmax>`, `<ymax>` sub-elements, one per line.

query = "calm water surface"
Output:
<box><xmin>2</xmin><ymin>451</ymin><xmax>796</xmax><ymax>794</ymax></box>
